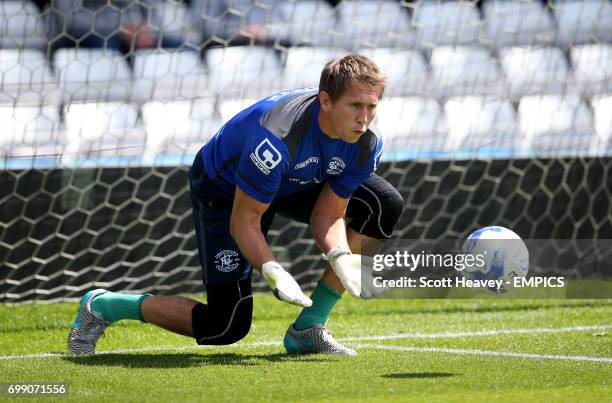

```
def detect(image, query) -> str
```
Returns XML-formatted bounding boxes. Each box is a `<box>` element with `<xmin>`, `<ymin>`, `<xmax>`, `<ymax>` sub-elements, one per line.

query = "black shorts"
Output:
<box><xmin>189</xmin><ymin>156</ymin><xmax>403</xmax><ymax>286</ymax></box>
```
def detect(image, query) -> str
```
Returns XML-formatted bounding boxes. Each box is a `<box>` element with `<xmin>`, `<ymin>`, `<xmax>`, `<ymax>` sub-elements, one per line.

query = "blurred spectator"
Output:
<box><xmin>324</xmin><ymin>0</ymin><xmax>342</xmax><ymax>7</ymax></box>
<box><xmin>190</xmin><ymin>0</ymin><xmax>288</xmax><ymax>48</ymax></box>
<box><xmin>32</xmin><ymin>0</ymin><xmax>51</xmax><ymax>12</ymax></box>
<box><xmin>50</xmin><ymin>0</ymin><xmax>183</xmax><ymax>54</ymax></box>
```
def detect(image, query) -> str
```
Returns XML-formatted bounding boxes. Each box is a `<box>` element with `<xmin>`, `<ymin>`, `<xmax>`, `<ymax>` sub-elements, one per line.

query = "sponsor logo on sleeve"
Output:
<box><xmin>326</xmin><ymin>157</ymin><xmax>346</xmax><ymax>175</ymax></box>
<box><xmin>250</xmin><ymin>138</ymin><xmax>282</xmax><ymax>175</ymax></box>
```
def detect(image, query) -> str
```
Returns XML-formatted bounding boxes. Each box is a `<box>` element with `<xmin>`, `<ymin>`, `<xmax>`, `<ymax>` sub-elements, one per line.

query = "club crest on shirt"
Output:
<box><xmin>326</xmin><ymin>157</ymin><xmax>346</xmax><ymax>175</ymax></box>
<box><xmin>251</xmin><ymin>138</ymin><xmax>282</xmax><ymax>175</ymax></box>
<box><xmin>215</xmin><ymin>250</ymin><xmax>240</xmax><ymax>272</ymax></box>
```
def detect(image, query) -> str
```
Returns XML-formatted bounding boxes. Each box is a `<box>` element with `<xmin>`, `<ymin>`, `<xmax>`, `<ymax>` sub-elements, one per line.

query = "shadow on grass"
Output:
<box><xmin>62</xmin><ymin>352</ymin><xmax>337</xmax><ymax>368</ymax></box>
<box><xmin>382</xmin><ymin>372</ymin><xmax>457</xmax><ymax>379</ymax></box>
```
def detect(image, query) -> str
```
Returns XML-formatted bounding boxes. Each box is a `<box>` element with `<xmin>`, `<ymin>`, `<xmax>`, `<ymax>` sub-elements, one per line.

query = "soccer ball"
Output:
<box><xmin>462</xmin><ymin>226</ymin><xmax>529</xmax><ymax>294</ymax></box>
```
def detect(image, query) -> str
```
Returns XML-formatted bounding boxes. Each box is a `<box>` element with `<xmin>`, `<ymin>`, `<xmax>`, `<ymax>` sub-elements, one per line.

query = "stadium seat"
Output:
<box><xmin>54</xmin><ymin>48</ymin><xmax>133</xmax><ymax>103</ymax></box>
<box><xmin>0</xmin><ymin>1</ymin><xmax>48</xmax><ymax>51</ymax></box>
<box><xmin>205</xmin><ymin>46</ymin><xmax>283</xmax><ymax>98</ymax></box>
<box><xmin>142</xmin><ymin>99</ymin><xmax>221</xmax><ymax>160</ymax></box>
<box><xmin>430</xmin><ymin>46</ymin><xmax>504</xmax><ymax>99</ymax></box>
<box><xmin>482</xmin><ymin>0</ymin><xmax>556</xmax><ymax>49</ymax></box>
<box><xmin>280</xmin><ymin>1</ymin><xmax>340</xmax><ymax>47</ymax></box>
<box><xmin>591</xmin><ymin>95</ymin><xmax>612</xmax><ymax>155</ymax></box>
<box><xmin>283</xmin><ymin>47</ymin><xmax>348</xmax><ymax>89</ymax></box>
<box><xmin>190</xmin><ymin>0</ymin><xmax>288</xmax><ymax>48</ymax></box>
<box><xmin>336</xmin><ymin>1</ymin><xmax>415</xmax><ymax>50</ymax></box>
<box><xmin>500</xmin><ymin>47</ymin><xmax>571</xmax><ymax>99</ymax></box>
<box><xmin>150</xmin><ymin>0</ymin><xmax>189</xmax><ymax>38</ymax></box>
<box><xmin>375</xmin><ymin>97</ymin><xmax>448</xmax><ymax>157</ymax></box>
<box><xmin>133</xmin><ymin>49</ymin><xmax>207</xmax><ymax>101</ymax></box>
<box><xmin>519</xmin><ymin>95</ymin><xmax>596</xmax><ymax>156</ymax></box>
<box><xmin>218</xmin><ymin>98</ymin><xmax>260</xmax><ymax>124</ymax></box>
<box><xmin>359</xmin><ymin>48</ymin><xmax>429</xmax><ymax>96</ymax></box>
<box><xmin>0</xmin><ymin>49</ymin><xmax>59</xmax><ymax>105</ymax></box>
<box><xmin>412</xmin><ymin>1</ymin><xmax>481</xmax><ymax>48</ymax></box>
<box><xmin>0</xmin><ymin>105</ymin><xmax>63</xmax><ymax>158</ymax></box>
<box><xmin>552</xmin><ymin>0</ymin><xmax>612</xmax><ymax>47</ymax></box>
<box><xmin>444</xmin><ymin>97</ymin><xmax>519</xmax><ymax>157</ymax></box>
<box><xmin>571</xmin><ymin>44</ymin><xmax>612</xmax><ymax>96</ymax></box>
<box><xmin>63</xmin><ymin>102</ymin><xmax>144</xmax><ymax>158</ymax></box>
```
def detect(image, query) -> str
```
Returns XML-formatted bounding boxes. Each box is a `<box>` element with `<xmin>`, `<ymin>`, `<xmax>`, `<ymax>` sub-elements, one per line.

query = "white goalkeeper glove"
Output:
<box><xmin>325</xmin><ymin>246</ymin><xmax>387</xmax><ymax>299</ymax></box>
<box><xmin>262</xmin><ymin>261</ymin><xmax>312</xmax><ymax>307</ymax></box>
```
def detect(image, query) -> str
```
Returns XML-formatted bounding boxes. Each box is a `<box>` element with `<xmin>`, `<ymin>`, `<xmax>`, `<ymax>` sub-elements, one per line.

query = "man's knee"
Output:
<box><xmin>192</xmin><ymin>280</ymin><xmax>253</xmax><ymax>345</ymax></box>
<box><xmin>192</xmin><ymin>297</ymin><xmax>252</xmax><ymax>345</ymax></box>
<box><xmin>348</xmin><ymin>177</ymin><xmax>404</xmax><ymax>239</ymax></box>
<box><xmin>382</xmin><ymin>187</ymin><xmax>404</xmax><ymax>230</ymax></box>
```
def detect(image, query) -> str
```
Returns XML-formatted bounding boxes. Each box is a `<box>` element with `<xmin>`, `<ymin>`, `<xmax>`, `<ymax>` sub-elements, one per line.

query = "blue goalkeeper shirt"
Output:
<box><xmin>199</xmin><ymin>88</ymin><xmax>383</xmax><ymax>203</ymax></box>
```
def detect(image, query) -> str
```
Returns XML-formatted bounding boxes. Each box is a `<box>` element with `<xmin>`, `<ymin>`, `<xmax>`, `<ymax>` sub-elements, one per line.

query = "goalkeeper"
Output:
<box><xmin>68</xmin><ymin>54</ymin><xmax>403</xmax><ymax>356</ymax></box>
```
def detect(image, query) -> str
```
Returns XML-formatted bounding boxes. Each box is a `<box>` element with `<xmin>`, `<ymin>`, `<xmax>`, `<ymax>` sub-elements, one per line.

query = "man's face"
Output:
<box><xmin>320</xmin><ymin>80</ymin><xmax>379</xmax><ymax>144</ymax></box>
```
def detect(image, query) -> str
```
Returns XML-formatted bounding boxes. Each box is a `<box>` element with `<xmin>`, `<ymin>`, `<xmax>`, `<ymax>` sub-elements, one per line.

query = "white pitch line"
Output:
<box><xmin>350</xmin><ymin>344</ymin><xmax>612</xmax><ymax>364</ymax></box>
<box><xmin>0</xmin><ymin>324</ymin><xmax>610</xmax><ymax>361</ymax></box>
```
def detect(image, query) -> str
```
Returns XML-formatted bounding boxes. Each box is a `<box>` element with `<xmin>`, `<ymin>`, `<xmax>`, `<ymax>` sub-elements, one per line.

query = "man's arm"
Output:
<box><xmin>310</xmin><ymin>182</ymin><xmax>351</xmax><ymax>254</ymax></box>
<box><xmin>230</xmin><ymin>186</ymin><xmax>312</xmax><ymax>307</ymax></box>
<box><xmin>311</xmin><ymin>182</ymin><xmax>383</xmax><ymax>299</ymax></box>
<box><xmin>229</xmin><ymin>186</ymin><xmax>275</xmax><ymax>271</ymax></box>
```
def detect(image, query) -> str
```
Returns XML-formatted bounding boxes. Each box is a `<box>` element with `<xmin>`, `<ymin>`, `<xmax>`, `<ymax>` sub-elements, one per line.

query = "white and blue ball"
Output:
<box><xmin>462</xmin><ymin>226</ymin><xmax>529</xmax><ymax>294</ymax></box>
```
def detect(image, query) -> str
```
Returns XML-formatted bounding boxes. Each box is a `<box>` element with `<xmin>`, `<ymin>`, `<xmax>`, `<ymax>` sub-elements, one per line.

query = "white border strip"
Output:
<box><xmin>350</xmin><ymin>344</ymin><xmax>612</xmax><ymax>363</ymax></box>
<box><xmin>1</xmin><ymin>324</ymin><xmax>610</xmax><ymax>361</ymax></box>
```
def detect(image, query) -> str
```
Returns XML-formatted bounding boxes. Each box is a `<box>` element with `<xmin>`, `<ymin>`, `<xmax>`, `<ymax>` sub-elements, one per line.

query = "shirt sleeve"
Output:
<box><xmin>329</xmin><ymin>137</ymin><xmax>383</xmax><ymax>199</ymax></box>
<box><xmin>235</xmin><ymin>129</ymin><xmax>289</xmax><ymax>203</ymax></box>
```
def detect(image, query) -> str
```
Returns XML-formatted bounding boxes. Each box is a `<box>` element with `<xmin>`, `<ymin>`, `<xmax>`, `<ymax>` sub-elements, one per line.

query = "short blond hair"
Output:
<box><xmin>319</xmin><ymin>54</ymin><xmax>387</xmax><ymax>101</ymax></box>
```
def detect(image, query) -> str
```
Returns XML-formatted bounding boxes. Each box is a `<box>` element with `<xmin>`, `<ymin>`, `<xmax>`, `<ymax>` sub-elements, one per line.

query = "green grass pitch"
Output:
<box><xmin>1</xmin><ymin>296</ymin><xmax>611</xmax><ymax>402</ymax></box>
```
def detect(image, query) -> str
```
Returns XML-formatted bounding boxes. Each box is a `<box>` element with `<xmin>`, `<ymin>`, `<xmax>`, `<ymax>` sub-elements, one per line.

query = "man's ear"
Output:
<box><xmin>319</xmin><ymin>90</ymin><xmax>332</xmax><ymax>112</ymax></box>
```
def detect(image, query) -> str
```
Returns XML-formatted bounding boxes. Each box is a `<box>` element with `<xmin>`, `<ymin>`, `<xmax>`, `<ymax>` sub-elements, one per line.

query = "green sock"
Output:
<box><xmin>293</xmin><ymin>280</ymin><xmax>341</xmax><ymax>331</ymax></box>
<box><xmin>90</xmin><ymin>292</ymin><xmax>151</xmax><ymax>324</ymax></box>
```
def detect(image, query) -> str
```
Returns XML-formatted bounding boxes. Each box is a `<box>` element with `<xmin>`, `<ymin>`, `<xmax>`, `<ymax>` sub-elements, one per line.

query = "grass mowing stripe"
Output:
<box><xmin>0</xmin><ymin>341</ymin><xmax>282</xmax><ymax>360</ymax></box>
<box><xmin>350</xmin><ymin>343</ymin><xmax>612</xmax><ymax>363</ymax></box>
<box><xmin>1</xmin><ymin>324</ymin><xmax>609</xmax><ymax>360</ymax></box>
<box><xmin>341</xmin><ymin>324</ymin><xmax>612</xmax><ymax>341</ymax></box>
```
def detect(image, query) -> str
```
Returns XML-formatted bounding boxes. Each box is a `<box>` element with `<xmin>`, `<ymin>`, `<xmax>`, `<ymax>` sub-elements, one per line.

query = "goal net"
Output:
<box><xmin>1</xmin><ymin>0</ymin><xmax>611</xmax><ymax>302</ymax></box>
